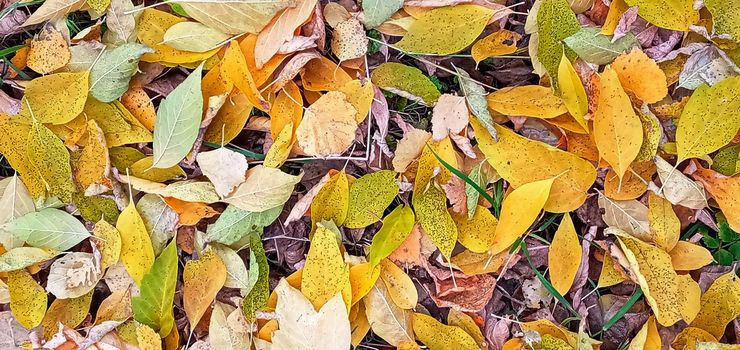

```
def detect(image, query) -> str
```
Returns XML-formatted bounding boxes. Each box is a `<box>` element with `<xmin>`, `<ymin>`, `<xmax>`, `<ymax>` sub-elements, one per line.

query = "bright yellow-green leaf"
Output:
<box><xmin>130</xmin><ymin>156</ymin><xmax>186</xmax><ymax>182</ymax></box>
<box><xmin>92</xmin><ymin>219</ymin><xmax>122</xmax><ymax>270</ymax></box>
<box><xmin>676</xmin><ymin>76</ymin><xmax>740</xmax><ymax>161</ymax></box>
<box><xmin>345</xmin><ymin>170</ymin><xmax>399</xmax><ymax>228</ymax></box>
<box><xmin>137</xmin><ymin>9</ymin><xmax>219</xmax><ymax>65</ymax></box>
<box><xmin>690</xmin><ymin>271</ymin><xmax>740</xmax><ymax>338</ymax></box>
<box><xmin>413</xmin><ymin>184</ymin><xmax>458</xmax><ymax>258</ymax></box>
<box><xmin>367</xmin><ymin>205</ymin><xmax>416</xmax><ymax>267</ymax></box>
<box><xmin>412</xmin><ymin>313</ymin><xmax>480</xmax><ymax>350</ymax></box>
<box><xmin>548</xmin><ymin>214</ymin><xmax>581</xmax><ymax>295</ymax></box>
<box><xmin>19</xmin><ymin>71</ymin><xmax>89</xmax><ymax>125</ymax></box>
<box><xmin>557</xmin><ymin>53</ymin><xmax>588</xmax><ymax>129</ymax></box>
<box><xmin>379</xmin><ymin>259</ymin><xmax>417</xmax><ymax>309</ymax></box>
<box><xmin>624</xmin><ymin>0</ymin><xmax>697</xmax><ymax>31</ymax></box>
<box><xmin>133</xmin><ymin>239</ymin><xmax>178</xmax><ymax>337</ymax></box>
<box><xmin>301</xmin><ymin>221</ymin><xmax>350</xmax><ymax>310</ymax></box>
<box><xmin>536</xmin><ymin>0</ymin><xmax>580</xmax><ymax>89</ymax></box>
<box><xmin>311</xmin><ymin>171</ymin><xmax>350</xmax><ymax>227</ymax></box>
<box><xmin>647</xmin><ymin>192</ymin><xmax>680</xmax><ymax>251</ymax></box>
<box><xmin>450</xmin><ymin>205</ymin><xmax>498</xmax><ymax>253</ymax></box>
<box><xmin>26</xmin><ymin>121</ymin><xmax>77</xmax><ymax>202</ymax></box>
<box><xmin>487</xmin><ymin>85</ymin><xmax>567</xmax><ymax>118</ymax></box>
<box><xmin>371</xmin><ymin>62</ymin><xmax>441</xmax><ymax>106</ymax></box>
<box><xmin>593</xmin><ymin>66</ymin><xmax>643</xmax><ymax>182</ymax></box>
<box><xmin>41</xmin><ymin>291</ymin><xmax>93</xmax><ymax>339</ymax></box>
<box><xmin>183</xmin><ymin>249</ymin><xmax>227</xmax><ymax>328</ymax></box>
<box><xmin>116</xmin><ymin>202</ymin><xmax>155</xmax><ymax>285</ymax></box>
<box><xmin>8</xmin><ymin>269</ymin><xmax>47</xmax><ymax>329</ymax></box>
<box><xmin>396</xmin><ymin>5</ymin><xmax>493</xmax><ymax>55</ymax></box>
<box><xmin>472</xmin><ymin>119</ymin><xmax>596</xmax><ymax>213</ymax></box>
<box><xmin>490</xmin><ymin>177</ymin><xmax>556</xmax><ymax>255</ymax></box>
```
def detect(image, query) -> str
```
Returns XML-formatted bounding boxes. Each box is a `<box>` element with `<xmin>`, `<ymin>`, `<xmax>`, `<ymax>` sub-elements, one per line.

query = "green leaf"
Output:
<box><xmin>714</xmin><ymin>249</ymin><xmax>733</xmax><ymax>266</ymax></box>
<box><xmin>705</xmin><ymin>0</ymin><xmax>740</xmax><ymax>43</ymax></box>
<box><xmin>242</xmin><ymin>233</ymin><xmax>269</xmax><ymax>322</ymax></box>
<box><xmin>169</xmin><ymin>2</ymin><xmax>188</xmax><ymax>16</ymax></box>
<box><xmin>367</xmin><ymin>205</ymin><xmax>415</xmax><ymax>267</ymax></box>
<box><xmin>133</xmin><ymin>239</ymin><xmax>178</xmax><ymax>337</ymax></box>
<box><xmin>702</xmin><ymin>235</ymin><xmax>720</xmax><ymax>249</ymax></box>
<box><xmin>564</xmin><ymin>27</ymin><xmax>639</xmax><ymax>65</ymax></box>
<box><xmin>455</xmin><ymin>67</ymin><xmax>497</xmax><ymax>141</ymax></box>
<box><xmin>90</xmin><ymin>43</ymin><xmax>153</xmax><ymax>103</ymax></box>
<box><xmin>466</xmin><ymin>163</ymin><xmax>484</xmax><ymax>220</ymax></box>
<box><xmin>344</xmin><ymin>170</ymin><xmax>399</xmax><ymax>229</ymax></box>
<box><xmin>718</xmin><ymin>216</ymin><xmax>739</xmax><ymax>242</ymax></box>
<box><xmin>371</xmin><ymin>62</ymin><xmax>441</xmax><ymax>106</ymax></box>
<box><xmin>205</xmin><ymin>205</ymin><xmax>282</xmax><ymax>245</ymax></box>
<box><xmin>72</xmin><ymin>192</ymin><xmax>120</xmax><ymax>224</ymax></box>
<box><xmin>711</xmin><ymin>145</ymin><xmax>740</xmax><ymax>176</ymax></box>
<box><xmin>6</xmin><ymin>208</ymin><xmax>90</xmax><ymax>251</ymax></box>
<box><xmin>362</xmin><ymin>0</ymin><xmax>402</xmax><ymax>28</ymax></box>
<box><xmin>729</xmin><ymin>242</ymin><xmax>740</xmax><ymax>259</ymax></box>
<box><xmin>536</xmin><ymin>0</ymin><xmax>580</xmax><ymax>90</ymax></box>
<box><xmin>0</xmin><ymin>247</ymin><xmax>58</xmax><ymax>272</ymax></box>
<box><xmin>152</xmin><ymin>62</ymin><xmax>204</xmax><ymax>169</ymax></box>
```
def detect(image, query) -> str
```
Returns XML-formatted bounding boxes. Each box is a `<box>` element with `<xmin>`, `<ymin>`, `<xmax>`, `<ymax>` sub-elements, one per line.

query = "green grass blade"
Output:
<box><xmin>426</xmin><ymin>144</ymin><xmax>497</xmax><ymax>206</ymax></box>
<box><xmin>521</xmin><ymin>241</ymin><xmax>581</xmax><ymax>319</ymax></box>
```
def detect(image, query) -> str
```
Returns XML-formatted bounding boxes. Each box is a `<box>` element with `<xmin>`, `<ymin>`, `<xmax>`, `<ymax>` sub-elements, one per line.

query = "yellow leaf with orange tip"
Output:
<box><xmin>690</xmin><ymin>271</ymin><xmax>740</xmax><ymax>339</ymax></box>
<box><xmin>264</xmin><ymin>121</ymin><xmax>294</xmax><ymax>168</ymax></box>
<box><xmin>557</xmin><ymin>53</ymin><xmax>588</xmax><ymax>129</ymax></box>
<box><xmin>450</xmin><ymin>205</ymin><xmax>498</xmax><ymax>253</ymax></box>
<box><xmin>490</xmin><ymin>176</ymin><xmax>555</xmax><ymax>255</ymax></box>
<box><xmin>593</xmin><ymin>66</ymin><xmax>643</xmax><ymax>182</ymax></box>
<box><xmin>120</xmin><ymin>87</ymin><xmax>156</xmax><ymax>131</ymax></box>
<box><xmin>486</xmin><ymin>85</ymin><xmax>567</xmax><ymax>118</ymax></box>
<box><xmin>203</xmin><ymin>92</ymin><xmax>254</xmax><ymax>144</ymax></box>
<box><xmin>413</xmin><ymin>184</ymin><xmax>458</xmax><ymax>258</ymax></box>
<box><xmin>691</xmin><ymin>163</ymin><xmax>740</xmax><ymax>232</ymax></box>
<box><xmin>8</xmin><ymin>269</ymin><xmax>47</xmax><ymax>329</ymax></box>
<box><xmin>183</xmin><ymin>248</ymin><xmax>227</xmax><ymax>328</ymax></box>
<box><xmin>116</xmin><ymin>202</ymin><xmax>155</xmax><ymax>285</ymax></box>
<box><xmin>647</xmin><ymin>192</ymin><xmax>680</xmax><ymax>251</ymax></box>
<box><xmin>136</xmin><ymin>9</ymin><xmax>218</xmax><ymax>65</ymax></box>
<box><xmin>471</xmin><ymin>29</ymin><xmax>521</xmax><ymax>63</ymax></box>
<box><xmin>412</xmin><ymin>313</ymin><xmax>480</xmax><ymax>350</ymax></box>
<box><xmin>220</xmin><ymin>41</ymin><xmax>270</xmax><ymax>111</ymax></box>
<box><xmin>548</xmin><ymin>214</ymin><xmax>581</xmax><ymax>295</ymax></box>
<box><xmin>301</xmin><ymin>221</ymin><xmax>350</xmax><ymax>310</ymax></box>
<box><xmin>612</xmin><ymin>49</ymin><xmax>668</xmax><ymax>103</ymax></box>
<box><xmin>472</xmin><ymin>120</ymin><xmax>596</xmax><ymax>213</ymax></box>
<box><xmin>270</xmin><ymin>80</ymin><xmax>303</xmax><ymax>141</ymax></box>
<box><xmin>311</xmin><ymin>171</ymin><xmax>349</xmax><ymax>227</ymax></box>
<box><xmin>300</xmin><ymin>56</ymin><xmax>352</xmax><ymax>91</ymax></box>
<box><xmin>349</xmin><ymin>263</ymin><xmax>381</xmax><ymax>305</ymax></box>
<box><xmin>162</xmin><ymin>197</ymin><xmax>218</xmax><ymax>226</ymax></box>
<box><xmin>628</xmin><ymin>316</ymin><xmax>661</xmax><ymax>350</ymax></box>
<box><xmin>338</xmin><ymin>80</ymin><xmax>374</xmax><ymax>123</ymax></box>
<box><xmin>604</xmin><ymin>161</ymin><xmax>655</xmax><ymax>200</ymax></box>
<box><xmin>379</xmin><ymin>259</ymin><xmax>418</xmax><ymax>309</ymax></box>
<box><xmin>669</xmin><ymin>241</ymin><xmax>713</xmax><ymax>271</ymax></box>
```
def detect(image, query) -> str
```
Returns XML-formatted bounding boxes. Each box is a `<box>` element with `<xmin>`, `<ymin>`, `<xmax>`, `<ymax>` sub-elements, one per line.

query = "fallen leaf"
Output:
<box><xmin>548</xmin><ymin>214</ymin><xmax>581</xmax><ymax>295</ymax></box>
<box><xmin>471</xmin><ymin>29</ymin><xmax>521</xmax><ymax>63</ymax></box>
<box><xmin>92</xmin><ymin>219</ymin><xmax>121</xmax><ymax>271</ymax></box>
<box><xmin>8</xmin><ymin>269</ymin><xmax>47</xmax><ymax>329</ymax></box>
<box><xmin>270</xmin><ymin>80</ymin><xmax>303</xmax><ymax>140</ymax></box>
<box><xmin>209</xmin><ymin>302</ymin><xmax>249</xmax><ymax>349</ymax></box>
<box><xmin>367</xmin><ymin>205</ymin><xmax>416</xmax><ymax>267</ymax></box>
<box><xmin>41</xmin><ymin>291</ymin><xmax>92</xmax><ymax>339</ymax></box>
<box><xmin>413</xmin><ymin>184</ymin><xmax>458</xmax><ymax>258</ymax></box>
<box><xmin>689</xmin><ymin>271</ymin><xmax>740</xmax><ymax>339</ymax></box>
<box><xmin>345</xmin><ymin>170</ymin><xmax>399</xmax><ymax>228</ymax></box>
<box><xmin>242</xmin><ymin>234</ymin><xmax>270</xmax><ymax>321</ymax></box>
<box><xmin>451</xmin><ymin>205</ymin><xmax>498</xmax><ymax>253</ymax></box>
<box><xmin>690</xmin><ymin>165</ymin><xmax>740</xmax><ymax>232</ymax></box>
<box><xmin>647</xmin><ymin>192</ymin><xmax>680</xmax><ymax>251</ymax></box>
<box><xmin>25</xmin><ymin>121</ymin><xmax>77</xmax><ymax>202</ymax></box>
<box><xmin>203</xmin><ymin>92</ymin><xmax>254</xmax><ymax>144</ymax></box>
<box><xmin>557</xmin><ymin>53</ymin><xmax>588</xmax><ymax>128</ymax></box>
<box><xmin>196</xmin><ymin>147</ymin><xmax>249</xmax><ymax>198</ymax></box>
<box><xmin>162</xmin><ymin>22</ymin><xmax>230</xmax><ymax>53</ymax></box>
<box><xmin>612</xmin><ymin>49</ymin><xmax>668</xmax><ymax>103</ymax></box>
<box><xmin>603</xmin><ymin>161</ymin><xmax>655</xmax><ymax>200</ymax></box>
<box><xmin>7</xmin><ymin>208</ymin><xmax>90</xmax><ymax>251</ymax></box>
<box><xmin>224</xmin><ymin>165</ymin><xmax>302</xmax><ymax>212</ymax></box>
<box><xmin>0</xmin><ymin>174</ymin><xmax>35</xmax><ymax>249</ymax></box>
<box><xmin>90</xmin><ymin>43</ymin><xmax>152</xmax><ymax>103</ymax></box>
<box><xmin>205</xmin><ymin>205</ymin><xmax>281</xmax><ymax>245</ymax></box>
<box><xmin>27</xmin><ymin>25</ymin><xmax>70</xmax><ymax>74</ymax></box>
<box><xmin>536</xmin><ymin>0</ymin><xmax>580</xmax><ymax>89</ymax></box>
<box><xmin>179</xmin><ymin>0</ymin><xmax>293</xmax><ymax>35</ymax></box>
<box><xmin>22</xmin><ymin>0</ymin><xmax>86</xmax><ymax>26</ymax></box>
<box><xmin>627</xmin><ymin>315</ymin><xmax>661</xmax><ymax>350</ymax></box>
<box><xmin>668</xmin><ymin>241</ymin><xmax>713</xmax><ymax>271</ymax></box>
<box><xmin>338</xmin><ymin>79</ymin><xmax>374</xmax><ymax>123</ymax></box>
<box><xmin>397</xmin><ymin>5</ymin><xmax>493</xmax><ymax>55</ymax></box>
<box><xmin>431</xmin><ymin>94</ymin><xmax>469</xmax><ymax>141</ymax></box>
<box><xmin>364</xmin><ymin>281</ymin><xmax>414</xmax><ymax>346</ymax></box>
<box><xmin>0</xmin><ymin>247</ymin><xmax>57</xmax><ymax>273</ymax></box>
<box><xmin>486</xmin><ymin>85</ymin><xmax>567</xmax><ymax>118</ymax></box>
<box><xmin>19</xmin><ymin>71</ymin><xmax>88</xmax><ymax>125</ymax></box>
<box><xmin>564</xmin><ymin>27</ymin><xmax>638</xmax><ymax>65</ymax></box>
<box><xmin>301</xmin><ymin>221</ymin><xmax>350</xmax><ymax>310</ymax></box>
<box><xmin>412</xmin><ymin>313</ymin><xmax>480</xmax><ymax>350</ymax></box>
<box><xmin>332</xmin><ymin>18</ymin><xmax>368</xmax><ymax>61</ymax></box>
<box><xmin>379</xmin><ymin>259</ymin><xmax>418</xmax><ymax>309</ymax></box>
<box><xmin>184</xmin><ymin>248</ymin><xmax>227</xmax><ymax>328</ymax></box>
<box><xmin>455</xmin><ymin>68</ymin><xmax>497</xmax><ymax>140</ymax></box>
<box><xmin>598</xmin><ymin>195</ymin><xmax>651</xmax><ymax>241</ymax></box>
<box><xmin>393</xmin><ymin>129</ymin><xmax>432</xmax><ymax>173</ymax></box>
<box><xmin>623</xmin><ymin>0</ymin><xmax>697</xmax><ymax>31</ymax></box>
<box><xmin>311</xmin><ymin>171</ymin><xmax>350</xmax><ymax>227</ymax></box>
<box><xmin>371</xmin><ymin>62</ymin><xmax>441</xmax><ymax>106</ymax></box>
<box><xmin>46</xmin><ymin>252</ymin><xmax>102</xmax><ymax>299</ymax></box>
<box><xmin>116</xmin><ymin>202</ymin><xmax>155</xmax><ymax>286</ymax></box>
<box><xmin>653</xmin><ymin>156</ymin><xmax>708</xmax><ymax>209</ymax></box>
<box><xmin>132</xmin><ymin>239</ymin><xmax>177</xmax><ymax>337</ymax></box>
<box><xmin>295</xmin><ymin>91</ymin><xmax>358</xmax><ymax>157</ymax></box>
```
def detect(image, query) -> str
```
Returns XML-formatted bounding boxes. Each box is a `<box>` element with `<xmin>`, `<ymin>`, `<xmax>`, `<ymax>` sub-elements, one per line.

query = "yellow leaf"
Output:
<box><xmin>691</xmin><ymin>166</ymin><xmax>740</xmax><ymax>232</ymax></box>
<box><xmin>220</xmin><ymin>41</ymin><xmax>270</xmax><ymax>111</ymax></box>
<box><xmin>162</xmin><ymin>197</ymin><xmax>217</xmax><ymax>226</ymax></box>
<box><xmin>647</xmin><ymin>192</ymin><xmax>680</xmax><ymax>251</ymax></box>
<box><xmin>338</xmin><ymin>80</ymin><xmax>375</xmax><ymax>123</ymax></box>
<box><xmin>450</xmin><ymin>205</ymin><xmax>498</xmax><ymax>253</ymax></box>
<box><xmin>396</xmin><ymin>5</ymin><xmax>494</xmax><ymax>55</ymax></box>
<box><xmin>412</xmin><ymin>313</ymin><xmax>480</xmax><ymax>350</ymax></box>
<box><xmin>367</xmin><ymin>205</ymin><xmax>416</xmax><ymax>267</ymax></box>
<box><xmin>604</xmin><ymin>161</ymin><xmax>655</xmax><ymax>200</ymax></box>
<box><xmin>27</xmin><ymin>25</ymin><xmax>70</xmax><ymax>74</ymax></box>
<box><xmin>486</xmin><ymin>85</ymin><xmax>567</xmax><ymax>118</ymax></box>
<box><xmin>203</xmin><ymin>92</ymin><xmax>254</xmax><ymax>144</ymax></box>
<box><xmin>295</xmin><ymin>91</ymin><xmax>358</xmax><ymax>157</ymax></box>
<box><xmin>300</xmin><ymin>56</ymin><xmax>353</xmax><ymax>92</ymax></box>
<box><xmin>269</xmin><ymin>80</ymin><xmax>303</xmax><ymax>140</ymax></box>
<box><xmin>447</xmin><ymin>309</ymin><xmax>486</xmax><ymax>348</ymax></box>
<box><xmin>264</xmin><ymin>121</ymin><xmax>294</xmax><ymax>168</ymax></box>
<box><xmin>472</xmin><ymin>120</ymin><xmax>596</xmax><ymax>212</ymax></box>
<box><xmin>137</xmin><ymin>9</ymin><xmax>219</xmax><ymax>65</ymax></box>
<box><xmin>520</xmin><ymin>319</ymin><xmax>601</xmax><ymax>349</ymax></box>
<box><xmin>349</xmin><ymin>263</ymin><xmax>381</xmax><ymax>306</ymax></box>
<box><xmin>301</xmin><ymin>221</ymin><xmax>350</xmax><ymax>310</ymax></box>
<box><xmin>19</xmin><ymin>71</ymin><xmax>88</xmax><ymax>125</ymax></box>
<box><xmin>413</xmin><ymin>184</ymin><xmax>458</xmax><ymax>258</ymax></box>
<box><xmin>450</xmin><ymin>249</ymin><xmax>510</xmax><ymax>276</ymax></box>
<box><xmin>345</xmin><ymin>170</ymin><xmax>400</xmax><ymax>229</ymax></box>
<box><xmin>669</xmin><ymin>241</ymin><xmax>713</xmax><ymax>271</ymax></box>
<box><xmin>41</xmin><ymin>291</ymin><xmax>92</xmax><ymax>339</ymax></box>
<box><xmin>628</xmin><ymin>315</ymin><xmax>661</xmax><ymax>350</ymax></box>
<box><xmin>548</xmin><ymin>214</ymin><xmax>582</xmax><ymax>295</ymax></box>
<box><xmin>624</xmin><ymin>0</ymin><xmax>697</xmax><ymax>31</ymax></box>
<box><xmin>26</xmin><ymin>121</ymin><xmax>77</xmax><ymax>202</ymax></box>
<box><xmin>130</xmin><ymin>156</ymin><xmax>186</xmax><ymax>182</ymax></box>
<box><xmin>672</xmin><ymin>327</ymin><xmax>717</xmax><ymax>350</ymax></box>
<box><xmin>690</xmin><ymin>271</ymin><xmax>740</xmax><ymax>338</ymax></box>
<box><xmin>136</xmin><ymin>323</ymin><xmax>162</xmax><ymax>350</ymax></box>
<box><xmin>612</xmin><ymin>50</ymin><xmax>668</xmax><ymax>103</ymax></box>
<box><xmin>490</xmin><ymin>177</ymin><xmax>556</xmax><ymax>255</ymax></box>
<box><xmin>116</xmin><ymin>202</ymin><xmax>155</xmax><ymax>285</ymax></box>
<box><xmin>253</xmin><ymin>0</ymin><xmax>317</xmax><ymax>68</ymax></box>
<box><xmin>179</xmin><ymin>0</ymin><xmax>292</xmax><ymax>35</ymax></box>
<box><xmin>120</xmin><ymin>87</ymin><xmax>156</xmax><ymax>131</ymax></box>
<box><xmin>311</xmin><ymin>171</ymin><xmax>350</xmax><ymax>227</ymax></box>
<box><xmin>332</xmin><ymin>18</ymin><xmax>369</xmax><ymax>61</ymax></box>
<box><xmin>557</xmin><ymin>53</ymin><xmax>588</xmax><ymax>129</ymax></box>
<box><xmin>73</xmin><ymin>120</ymin><xmax>111</xmax><ymax>192</ymax></box>
<box><xmin>8</xmin><ymin>269</ymin><xmax>47</xmax><ymax>329</ymax></box>
<box><xmin>92</xmin><ymin>219</ymin><xmax>122</xmax><ymax>270</ymax></box>
<box><xmin>593</xmin><ymin>66</ymin><xmax>643</xmax><ymax>181</ymax></box>
<box><xmin>0</xmin><ymin>115</ymin><xmax>45</xmax><ymax>198</ymax></box>
<box><xmin>615</xmin><ymin>233</ymin><xmax>689</xmax><ymax>326</ymax></box>
<box><xmin>183</xmin><ymin>249</ymin><xmax>227</xmax><ymax>328</ymax></box>
<box><xmin>601</xmin><ymin>0</ymin><xmax>629</xmax><ymax>35</ymax></box>
<box><xmin>471</xmin><ymin>29</ymin><xmax>521</xmax><ymax>63</ymax></box>
<box><xmin>677</xmin><ymin>274</ymin><xmax>701</xmax><ymax>324</ymax></box>
<box><xmin>379</xmin><ymin>259</ymin><xmax>418</xmax><ymax>309</ymax></box>
<box><xmin>95</xmin><ymin>289</ymin><xmax>132</xmax><ymax>324</ymax></box>
<box><xmin>597</xmin><ymin>253</ymin><xmax>627</xmax><ymax>288</ymax></box>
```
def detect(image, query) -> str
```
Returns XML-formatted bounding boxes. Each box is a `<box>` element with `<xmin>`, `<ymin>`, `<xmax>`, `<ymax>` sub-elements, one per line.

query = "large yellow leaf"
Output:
<box><xmin>412</xmin><ymin>184</ymin><xmax>458</xmax><ymax>258</ymax></box>
<box><xmin>593</xmin><ymin>66</ymin><xmax>643</xmax><ymax>181</ymax></box>
<box><xmin>691</xmin><ymin>166</ymin><xmax>740</xmax><ymax>232</ymax></box>
<box><xmin>40</xmin><ymin>291</ymin><xmax>92</xmax><ymax>339</ymax></box>
<box><xmin>349</xmin><ymin>263</ymin><xmax>381</xmax><ymax>306</ymax></box>
<box><xmin>0</xmin><ymin>115</ymin><xmax>46</xmax><ymax>197</ymax></box>
<box><xmin>396</xmin><ymin>5</ymin><xmax>494</xmax><ymax>55</ymax></box>
<box><xmin>345</xmin><ymin>170</ymin><xmax>399</xmax><ymax>229</ymax></box>
<box><xmin>676</xmin><ymin>76</ymin><xmax>740</xmax><ymax>161</ymax></box>
<box><xmin>472</xmin><ymin>119</ymin><xmax>596</xmax><ymax>212</ymax></box>
<box><xmin>669</xmin><ymin>241</ymin><xmax>713</xmax><ymax>271</ymax></box>
<box><xmin>548</xmin><ymin>214</ymin><xmax>581</xmax><ymax>295</ymax></box>
<box><xmin>295</xmin><ymin>91</ymin><xmax>358</xmax><ymax>157</ymax></box>
<box><xmin>73</xmin><ymin>120</ymin><xmax>111</xmax><ymax>192</ymax></box>
<box><xmin>450</xmin><ymin>205</ymin><xmax>498</xmax><ymax>253</ymax></box>
<box><xmin>26</xmin><ymin>121</ymin><xmax>77</xmax><ymax>202</ymax></box>
<box><xmin>412</xmin><ymin>313</ymin><xmax>480</xmax><ymax>350</ymax></box>
<box><xmin>136</xmin><ymin>9</ymin><xmax>219</xmax><ymax>65</ymax></box>
<box><xmin>116</xmin><ymin>202</ymin><xmax>155</xmax><ymax>285</ymax></box>
<box><xmin>647</xmin><ymin>192</ymin><xmax>680</xmax><ymax>251</ymax></box>
<box><xmin>379</xmin><ymin>259</ymin><xmax>418</xmax><ymax>309</ymax></box>
<box><xmin>612</xmin><ymin>50</ymin><xmax>668</xmax><ymax>103</ymax></box>
<box><xmin>180</xmin><ymin>0</ymin><xmax>293</xmax><ymax>35</ymax></box>
<box><xmin>183</xmin><ymin>249</ymin><xmax>227</xmax><ymax>328</ymax></box>
<box><xmin>220</xmin><ymin>41</ymin><xmax>270</xmax><ymax>111</ymax></box>
<box><xmin>311</xmin><ymin>171</ymin><xmax>350</xmax><ymax>227</ymax></box>
<box><xmin>628</xmin><ymin>316</ymin><xmax>661</xmax><ymax>350</ymax></box>
<box><xmin>557</xmin><ymin>53</ymin><xmax>588</xmax><ymax>129</ymax></box>
<box><xmin>624</xmin><ymin>0</ymin><xmax>697</xmax><ymax>31</ymax></box>
<box><xmin>490</xmin><ymin>177</ymin><xmax>556</xmax><ymax>255</ymax></box>
<box><xmin>690</xmin><ymin>272</ymin><xmax>740</xmax><ymax>338</ymax></box>
<box><xmin>301</xmin><ymin>221</ymin><xmax>350</xmax><ymax>310</ymax></box>
<box><xmin>8</xmin><ymin>269</ymin><xmax>47</xmax><ymax>329</ymax></box>
<box><xmin>486</xmin><ymin>85</ymin><xmax>567</xmax><ymax>118</ymax></box>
